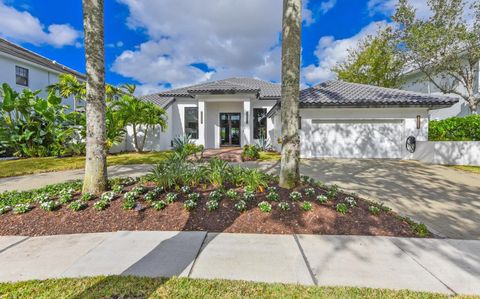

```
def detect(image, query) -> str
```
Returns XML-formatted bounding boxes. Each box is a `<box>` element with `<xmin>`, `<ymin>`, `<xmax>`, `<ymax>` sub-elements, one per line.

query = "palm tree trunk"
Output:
<box><xmin>279</xmin><ymin>0</ymin><xmax>302</xmax><ymax>189</ymax></box>
<box><xmin>132</xmin><ymin>124</ymin><xmax>140</xmax><ymax>152</ymax></box>
<box><xmin>82</xmin><ymin>0</ymin><xmax>108</xmax><ymax>193</ymax></box>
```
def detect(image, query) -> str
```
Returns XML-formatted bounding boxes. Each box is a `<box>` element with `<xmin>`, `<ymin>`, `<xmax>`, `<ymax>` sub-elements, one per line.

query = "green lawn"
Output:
<box><xmin>0</xmin><ymin>276</ymin><xmax>473</xmax><ymax>299</ymax></box>
<box><xmin>0</xmin><ymin>151</ymin><xmax>171</xmax><ymax>178</ymax></box>
<box><xmin>259</xmin><ymin>151</ymin><xmax>281</xmax><ymax>162</ymax></box>
<box><xmin>452</xmin><ymin>165</ymin><xmax>480</xmax><ymax>174</ymax></box>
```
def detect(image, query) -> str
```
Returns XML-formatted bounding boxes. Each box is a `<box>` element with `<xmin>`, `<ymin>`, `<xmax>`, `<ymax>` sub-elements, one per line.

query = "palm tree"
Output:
<box><xmin>47</xmin><ymin>74</ymin><xmax>86</xmax><ymax>111</ymax></box>
<box><xmin>82</xmin><ymin>0</ymin><xmax>108</xmax><ymax>193</ymax></box>
<box><xmin>279</xmin><ymin>0</ymin><xmax>302</xmax><ymax>189</ymax></box>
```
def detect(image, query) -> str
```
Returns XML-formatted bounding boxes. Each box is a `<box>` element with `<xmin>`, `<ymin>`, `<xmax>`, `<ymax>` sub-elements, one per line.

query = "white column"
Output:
<box><xmin>198</xmin><ymin>99</ymin><xmax>206</xmax><ymax>147</ymax></box>
<box><xmin>243</xmin><ymin>99</ymin><xmax>251</xmax><ymax>146</ymax></box>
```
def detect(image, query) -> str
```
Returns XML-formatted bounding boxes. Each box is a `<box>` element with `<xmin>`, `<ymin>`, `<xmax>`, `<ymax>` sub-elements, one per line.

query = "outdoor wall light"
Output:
<box><xmin>416</xmin><ymin>115</ymin><xmax>421</xmax><ymax>129</ymax></box>
<box><xmin>201</xmin><ymin>111</ymin><xmax>203</xmax><ymax>124</ymax></box>
<box><xmin>246</xmin><ymin>111</ymin><xmax>249</xmax><ymax>124</ymax></box>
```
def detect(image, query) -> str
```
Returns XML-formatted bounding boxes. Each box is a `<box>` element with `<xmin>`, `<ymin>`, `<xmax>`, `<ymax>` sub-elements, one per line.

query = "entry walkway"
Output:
<box><xmin>0</xmin><ymin>231</ymin><xmax>479</xmax><ymax>295</ymax></box>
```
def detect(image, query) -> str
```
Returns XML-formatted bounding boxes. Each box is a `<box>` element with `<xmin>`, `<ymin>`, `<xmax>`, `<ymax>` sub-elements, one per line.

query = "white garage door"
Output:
<box><xmin>301</xmin><ymin>119</ymin><xmax>405</xmax><ymax>159</ymax></box>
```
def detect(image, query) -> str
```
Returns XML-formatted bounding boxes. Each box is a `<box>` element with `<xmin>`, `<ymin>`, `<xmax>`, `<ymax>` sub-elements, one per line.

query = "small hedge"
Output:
<box><xmin>429</xmin><ymin>115</ymin><xmax>480</xmax><ymax>141</ymax></box>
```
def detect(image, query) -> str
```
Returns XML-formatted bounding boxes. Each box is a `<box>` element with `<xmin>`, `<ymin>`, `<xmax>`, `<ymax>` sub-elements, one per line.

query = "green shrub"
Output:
<box><xmin>0</xmin><ymin>206</ymin><xmax>12</xmax><ymax>214</ymax></box>
<box><xmin>241</xmin><ymin>145</ymin><xmax>260</xmax><ymax>161</ymax></box>
<box><xmin>258</xmin><ymin>201</ymin><xmax>272</xmax><ymax>213</ymax></box>
<box><xmin>143</xmin><ymin>192</ymin><xmax>156</xmax><ymax>202</ymax></box>
<box><xmin>34</xmin><ymin>194</ymin><xmax>51</xmax><ymax>203</ymax></box>
<box><xmin>123</xmin><ymin>192</ymin><xmax>136</xmax><ymax>201</ymax></box>
<box><xmin>165</xmin><ymin>193</ymin><xmax>178</xmax><ymax>204</ymax></box>
<box><xmin>344</xmin><ymin>197</ymin><xmax>357</xmax><ymax>208</ymax></box>
<box><xmin>302</xmin><ymin>201</ymin><xmax>313</xmax><ymax>211</ymax></box>
<box><xmin>122</xmin><ymin>198</ymin><xmax>136</xmax><ymax>210</ymax></box>
<box><xmin>226</xmin><ymin>189</ymin><xmax>238</xmax><ymax>200</ymax></box>
<box><xmin>304</xmin><ymin>187</ymin><xmax>316</xmax><ymax>197</ymax></box>
<box><xmin>336</xmin><ymin>203</ymin><xmax>348</xmax><ymax>215</ymax></box>
<box><xmin>183</xmin><ymin>199</ymin><xmax>197</xmax><ymax>211</ymax></box>
<box><xmin>58</xmin><ymin>193</ymin><xmax>73</xmax><ymax>204</ymax></box>
<box><xmin>68</xmin><ymin>200</ymin><xmax>86</xmax><ymax>212</ymax></box>
<box><xmin>327</xmin><ymin>185</ymin><xmax>339</xmax><ymax>200</ymax></box>
<box><xmin>151</xmin><ymin>200</ymin><xmax>167</xmax><ymax>211</ymax></box>
<box><xmin>81</xmin><ymin>193</ymin><xmax>95</xmax><ymax>202</ymax></box>
<box><xmin>289</xmin><ymin>191</ymin><xmax>302</xmax><ymax>201</ymax></box>
<box><xmin>40</xmin><ymin>201</ymin><xmax>59</xmax><ymax>212</ymax></box>
<box><xmin>411</xmin><ymin>223</ymin><xmax>429</xmax><ymax>237</ymax></box>
<box><xmin>429</xmin><ymin>115</ymin><xmax>480</xmax><ymax>141</ymax></box>
<box><xmin>13</xmin><ymin>203</ymin><xmax>31</xmax><ymax>214</ymax></box>
<box><xmin>235</xmin><ymin>200</ymin><xmax>247</xmax><ymax>212</ymax></box>
<box><xmin>243</xmin><ymin>189</ymin><xmax>256</xmax><ymax>201</ymax></box>
<box><xmin>266</xmin><ymin>192</ymin><xmax>280</xmax><ymax>202</ymax></box>
<box><xmin>180</xmin><ymin>186</ymin><xmax>191</xmax><ymax>194</ymax></box>
<box><xmin>100</xmin><ymin>192</ymin><xmax>115</xmax><ymax>202</ymax></box>
<box><xmin>316</xmin><ymin>195</ymin><xmax>328</xmax><ymax>204</ymax></box>
<box><xmin>131</xmin><ymin>186</ymin><xmax>145</xmax><ymax>197</ymax></box>
<box><xmin>369</xmin><ymin>205</ymin><xmax>381</xmax><ymax>216</ymax></box>
<box><xmin>93</xmin><ymin>200</ymin><xmax>109</xmax><ymax>211</ymax></box>
<box><xmin>208</xmin><ymin>190</ymin><xmax>223</xmax><ymax>202</ymax></box>
<box><xmin>205</xmin><ymin>158</ymin><xmax>229</xmax><ymax>187</ymax></box>
<box><xmin>188</xmin><ymin>193</ymin><xmax>201</xmax><ymax>202</ymax></box>
<box><xmin>112</xmin><ymin>185</ymin><xmax>124</xmax><ymax>194</ymax></box>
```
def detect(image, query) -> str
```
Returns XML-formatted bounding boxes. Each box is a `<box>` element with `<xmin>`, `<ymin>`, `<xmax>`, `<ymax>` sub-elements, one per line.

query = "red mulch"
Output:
<box><xmin>0</xmin><ymin>183</ymin><xmax>421</xmax><ymax>237</ymax></box>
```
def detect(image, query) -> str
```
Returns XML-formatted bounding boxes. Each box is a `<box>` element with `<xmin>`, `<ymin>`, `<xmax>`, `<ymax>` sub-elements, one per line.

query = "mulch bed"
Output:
<box><xmin>0</xmin><ymin>182</ymin><xmax>422</xmax><ymax>238</ymax></box>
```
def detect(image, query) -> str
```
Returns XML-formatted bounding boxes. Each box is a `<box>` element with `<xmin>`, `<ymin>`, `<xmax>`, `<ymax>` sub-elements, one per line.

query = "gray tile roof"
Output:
<box><xmin>300</xmin><ymin>81</ymin><xmax>459</xmax><ymax>107</ymax></box>
<box><xmin>0</xmin><ymin>38</ymin><xmax>86</xmax><ymax>80</ymax></box>
<box><xmin>156</xmin><ymin>77</ymin><xmax>281</xmax><ymax>99</ymax></box>
<box><xmin>139</xmin><ymin>94</ymin><xmax>175</xmax><ymax>108</ymax></box>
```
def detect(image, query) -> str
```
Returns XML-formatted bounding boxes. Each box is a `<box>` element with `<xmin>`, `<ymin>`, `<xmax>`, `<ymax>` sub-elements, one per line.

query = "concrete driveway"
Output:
<box><xmin>247</xmin><ymin>159</ymin><xmax>480</xmax><ymax>240</ymax></box>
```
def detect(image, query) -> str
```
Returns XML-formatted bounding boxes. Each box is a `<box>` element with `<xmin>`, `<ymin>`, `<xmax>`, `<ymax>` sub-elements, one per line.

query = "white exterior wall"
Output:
<box><xmin>298</xmin><ymin>107</ymin><xmax>429</xmax><ymax>159</ymax></box>
<box><xmin>0</xmin><ymin>52</ymin><xmax>79</xmax><ymax>110</ymax></box>
<box><xmin>402</xmin><ymin>67</ymin><xmax>480</xmax><ymax>119</ymax></box>
<box><xmin>411</xmin><ymin>141</ymin><xmax>480</xmax><ymax>166</ymax></box>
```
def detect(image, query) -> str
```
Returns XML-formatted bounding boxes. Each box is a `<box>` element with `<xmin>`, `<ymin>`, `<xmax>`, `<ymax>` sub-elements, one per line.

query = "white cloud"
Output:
<box><xmin>0</xmin><ymin>1</ymin><xmax>80</xmax><ymax>47</ymax></box>
<box><xmin>302</xmin><ymin>21</ymin><xmax>388</xmax><ymax>85</ymax></box>
<box><xmin>113</xmin><ymin>0</ymin><xmax>315</xmax><ymax>93</ymax></box>
<box><xmin>320</xmin><ymin>0</ymin><xmax>337</xmax><ymax>14</ymax></box>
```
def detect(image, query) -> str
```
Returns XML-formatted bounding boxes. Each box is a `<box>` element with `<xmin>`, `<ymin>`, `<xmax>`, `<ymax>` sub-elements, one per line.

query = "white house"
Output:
<box><xmin>117</xmin><ymin>78</ymin><xmax>458</xmax><ymax>160</ymax></box>
<box><xmin>401</xmin><ymin>62</ymin><xmax>480</xmax><ymax>119</ymax></box>
<box><xmin>0</xmin><ymin>38</ymin><xmax>86</xmax><ymax>110</ymax></box>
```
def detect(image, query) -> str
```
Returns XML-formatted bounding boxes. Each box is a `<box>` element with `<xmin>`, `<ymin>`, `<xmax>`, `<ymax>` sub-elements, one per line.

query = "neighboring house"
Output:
<box><xmin>116</xmin><ymin>78</ymin><xmax>457</xmax><ymax>160</ymax></box>
<box><xmin>0</xmin><ymin>38</ymin><xmax>86</xmax><ymax>110</ymax></box>
<box><xmin>401</xmin><ymin>63</ymin><xmax>480</xmax><ymax>119</ymax></box>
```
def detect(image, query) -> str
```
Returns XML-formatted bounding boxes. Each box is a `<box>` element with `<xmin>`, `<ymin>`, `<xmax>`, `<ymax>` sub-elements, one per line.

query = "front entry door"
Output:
<box><xmin>220</xmin><ymin>113</ymin><xmax>241</xmax><ymax>146</ymax></box>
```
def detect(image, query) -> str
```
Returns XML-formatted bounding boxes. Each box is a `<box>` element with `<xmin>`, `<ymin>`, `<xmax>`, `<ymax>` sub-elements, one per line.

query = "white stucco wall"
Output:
<box><xmin>411</xmin><ymin>141</ymin><xmax>480</xmax><ymax>166</ymax></box>
<box><xmin>0</xmin><ymin>52</ymin><xmax>79</xmax><ymax>111</ymax></box>
<box><xmin>298</xmin><ymin>107</ymin><xmax>429</xmax><ymax>159</ymax></box>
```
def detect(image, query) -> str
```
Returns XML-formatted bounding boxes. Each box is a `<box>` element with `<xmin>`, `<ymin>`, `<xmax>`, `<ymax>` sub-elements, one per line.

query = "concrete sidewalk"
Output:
<box><xmin>0</xmin><ymin>164</ymin><xmax>152</xmax><ymax>192</ymax></box>
<box><xmin>0</xmin><ymin>232</ymin><xmax>479</xmax><ymax>296</ymax></box>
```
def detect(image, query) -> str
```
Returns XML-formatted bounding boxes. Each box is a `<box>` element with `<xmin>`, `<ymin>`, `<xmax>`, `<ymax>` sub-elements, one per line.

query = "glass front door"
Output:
<box><xmin>220</xmin><ymin>113</ymin><xmax>241</xmax><ymax>146</ymax></box>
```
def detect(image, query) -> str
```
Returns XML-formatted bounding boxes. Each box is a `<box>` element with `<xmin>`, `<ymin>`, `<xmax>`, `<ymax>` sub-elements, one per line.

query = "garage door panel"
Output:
<box><xmin>301</xmin><ymin>120</ymin><xmax>404</xmax><ymax>159</ymax></box>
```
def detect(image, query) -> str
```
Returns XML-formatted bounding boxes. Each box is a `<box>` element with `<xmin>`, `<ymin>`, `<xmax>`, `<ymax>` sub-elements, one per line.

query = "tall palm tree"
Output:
<box><xmin>279</xmin><ymin>0</ymin><xmax>302</xmax><ymax>189</ymax></box>
<box><xmin>82</xmin><ymin>0</ymin><xmax>108</xmax><ymax>193</ymax></box>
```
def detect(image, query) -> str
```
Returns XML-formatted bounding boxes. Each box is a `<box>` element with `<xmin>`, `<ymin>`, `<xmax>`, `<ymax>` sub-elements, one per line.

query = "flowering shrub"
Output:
<box><xmin>165</xmin><ymin>193</ymin><xmax>178</xmax><ymax>204</ymax></box>
<box><xmin>131</xmin><ymin>186</ymin><xmax>145</xmax><ymax>197</ymax></box>
<box><xmin>336</xmin><ymin>203</ymin><xmax>348</xmax><ymax>215</ymax></box>
<box><xmin>112</xmin><ymin>185</ymin><xmax>123</xmax><ymax>194</ymax></box>
<box><xmin>13</xmin><ymin>204</ymin><xmax>31</xmax><ymax>214</ymax></box>
<box><xmin>304</xmin><ymin>188</ymin><xmax>316</xmax><ymax>197</ymax></box>
<box><xmin>81</xmin><ymin>193</ymin><xmax>95</xmax><ymax>202</ymax></box>
<box><xmin>152</xmin><ymin>187</ymin><xmax>164</xmax><ymax>195</ymax></box>
<box><xmin>266</xmin><ymin>186</ymin><xmax>277</xmax><ymax>193</ymax></box>
<box><xmin>289</xmin><ymin>191</ymin><xmax>302</xmax><ymax>201</ymax></box>
<box><xmin>40</xmin><ymin>201</ymin><xmax>59</xmax><ymax>211</ymax></box>
<box><xmin>144</xmin><ymin>192</ymin><xmax>156</xmax><ymax>202</ymax></box>
<box><xmin>344</xmin><ymin>196</ymin><xmax>357</xmax><ymax>208</ymax></box>
<box><xmin>35</xmin><ymin>194</ymin><xmax>51</xmax><ymax>203</ymax></box>
<box><xmin>58</xmin><ymin>193</ymin><xmax>73</xmax><ymax>204</ymax></box>
<box><xmin>226</xmin><ymin>189</ymin><xmax>238</xmax><ymax>200</ymax></box>
<box><xmin>302</xmin><ymin>201</ymin><xmax>313</xmax><ymax>211</ymax></box>
<box><xmin>68</xmin><ymin>200</ymin><xmax>86</xmax><ymax>212</ymax></box>
<box><xmin>188</xmin><ymin>193</ymin><xmax>201</xmax><ymax>202</ymax></box>
<box><xmin>122</xmin><ymin>198</ymin><xmax>136</xmax><ymax>210</ymax></box>
<box><xmin>123</xmin><ymin>192</ymin><xmax>136</xmax><ymax>202</ymax></box>
<box><xmin>327</xmin><ymin>185</ymin><xmax>339</xmax><ymax>199</ymax></box>
<box><xmin>0</xmin><ymin>206</ymin><xmax>12</xmax><ymax>215</ymax></box>
<box><xmin>243</xmin><ymin>190</ymin><xmax>255</xmax><ymax>201</ymax></box>
<box><xmin>206</xmin><ymin>200</ymin><xmax>219</xmax><ymax>212</ymax></box>
<box><xmin>278</xmin><ymin>201</ymin><xmax>290</xmax><ymax>211</ymax></box>
<box><xmin>101</xmin><ymin>191</ymin><xmax>115</xmax><ymax>202</ymax></box>
<box><xmin>151</xmin><ymin>200</ymin><xmax>167</xmax><ymax>211</ymax></box>
<box><xmin>266</xmin><ymin>192</ymin><xmax>280</xmax><ymax>202</ymax></box>
<box><xmin>181</xmin><ymin>186</ymin><xmax>191</xmax><ymax>194</ymax></box>
<box><xmin>316</xmin><ymin>195</ymin><xmax>328</xmax><ymax>204</ymax></box>
<box><xmin>208</xmin><ymin>190</ymin><xmax>222</xmax><ymax>202</ymax></box>
<box><xmin>369</xmin><ymin>205</ymin><xmax>381</xmax><ymax>216</ymax></box>
<box><xmin>258</xmin><ymin>201</ymin><xmax>272</xmax><ymax>213</ymax></box>
<box><xmin>93</xmin><ymin>200</ymin><xmax>109</xmax><ymax>211</ymax></box>
<box><xmin>235</xmin><ymin>200</ymin><xmax>247</xmax><ymax>212</ymax></box>
<box><xmin>184</xmin><ymin>199</ymin><xmax>197</xmax><ymax>211</ymax></box>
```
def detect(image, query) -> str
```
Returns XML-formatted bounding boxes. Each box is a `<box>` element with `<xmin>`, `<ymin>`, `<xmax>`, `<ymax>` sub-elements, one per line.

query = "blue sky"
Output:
<box><xmin>0</xmin><ymin>0</ymin><xmax>428</xmax><ymax>95</ymax></box>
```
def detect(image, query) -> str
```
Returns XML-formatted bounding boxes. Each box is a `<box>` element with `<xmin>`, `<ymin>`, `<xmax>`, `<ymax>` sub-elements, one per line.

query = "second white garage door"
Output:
<box><xmin>300</xmin><ymin>119</ymin><xmax>405</xmax><ymax>159</ymax></box>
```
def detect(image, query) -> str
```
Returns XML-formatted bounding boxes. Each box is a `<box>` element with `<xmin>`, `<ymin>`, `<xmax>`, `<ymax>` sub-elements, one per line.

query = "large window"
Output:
<box><xmin>253</xmin><ymin>108</ymin><xmax>267</xmax><ymax>139</ymax></box>
<box><xmin>15</xmin><ymin>66</ymin><xmax>29</xmax><ymax>86</ymax></box>
<box><xmin>184</xmin><ymin>107</ymin><xmax>198</xmax><ymax>139</ymax></box>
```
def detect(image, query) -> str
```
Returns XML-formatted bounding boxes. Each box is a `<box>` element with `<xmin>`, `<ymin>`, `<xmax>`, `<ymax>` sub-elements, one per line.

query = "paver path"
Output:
<box><xmin>0</xmin><ymin>164</ymin><xmax>152</xmax><ymax>192</ymax></box>
<box><xmin>0</xmin><ymin>232</ymin><xmax>479</xmax><ymax>295</ymax></box>
<box><xmin>243</xmin><ymin>159</ymin><xmax>480</xmax><ymax>240</ymax></box>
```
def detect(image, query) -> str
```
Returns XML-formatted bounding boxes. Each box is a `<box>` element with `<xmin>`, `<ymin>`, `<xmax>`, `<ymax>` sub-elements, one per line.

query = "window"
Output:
<box><xmin>253</xmin><ymin>108</ymin><xmax>267</xmax><ymax>139</ymax></box>
<box><xmin>184</xmin><ymin>107</ymin><xmax>198</xmax><ymax>139</ymax></box>
<box><xmin>15</xmin><ymin>66</ymin><xmax>29</xmax><ymax>86</ymax></box>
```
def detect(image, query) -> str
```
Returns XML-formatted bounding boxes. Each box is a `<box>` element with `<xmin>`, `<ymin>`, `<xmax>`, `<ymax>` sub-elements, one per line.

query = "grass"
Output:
<box><xmin>0</xmin><ymin>151</ymin><xmax>172</xmax><ymax>178</ymax></box>
<box><xmin>0</xmin><ymin>276</ymin><xmax>475</xmax><ymax>299</ymax></box>
<box><xmin>452</xmin><ymin>165</ymin><xmax>480</xmax><ymax>174</ymax></box>
<box><xmin>259</xmin><ymin>151</ymin><xmax>281</xmax><ymax>162</ymax></box>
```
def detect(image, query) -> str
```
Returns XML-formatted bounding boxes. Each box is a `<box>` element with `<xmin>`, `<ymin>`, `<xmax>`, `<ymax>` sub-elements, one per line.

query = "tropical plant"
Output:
<box><xmin>205</xmin><ymin>158</ymin><xmax>229</xmax><ymax>187</ymax></box>
<box><xmin>82</xmin><ymin>0</ymin><xmax>108</xmax><ymax>194</ymax></box>
<box><xmin>241</xmin><ymin>145</ymin><xmax>260</xmax><ymax>161</ymax></box>
<box><xmin>256</xmin><ymin>129</ymin><xmax>271</xmax><ymax>151</ymax></box>
<box><xmin>172</xmin><ymin>134</ymin><xmax>204</xmax><ymax>159</ymax></box>
<box><xmin>46</xmin><ymin>74</ymin><xmax>86</xmax><ymax>111</ymax></box>
<box><xmin>149</xmin><ymin>153</ymin><xmax>191</xmax><ymax>189</ymax></box>
<box><xmin>279</xmin><ymin>0</ymin><xmax>302</xmax><ymax>189</ymax></box>
<box><xmin>241</xmin><ymin>169</ymin><xmax>268</xmax><ymax>192</ymax></box>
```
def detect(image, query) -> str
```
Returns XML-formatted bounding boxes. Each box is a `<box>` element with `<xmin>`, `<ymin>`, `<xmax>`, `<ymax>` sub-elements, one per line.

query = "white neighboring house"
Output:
<box><xmin>401</xmin><ymin>62</ymin><xmax>480</xmax><ymax>119</ymax></box>
<box><xmin>0</xmin><ymin>38</ymin><xmax>86</xmax><ymax>110</ymax></box>
<box><xmin>115</xmin><ymin>78</ymin><xmax>458</xmax><ymax>160</ymax></box>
